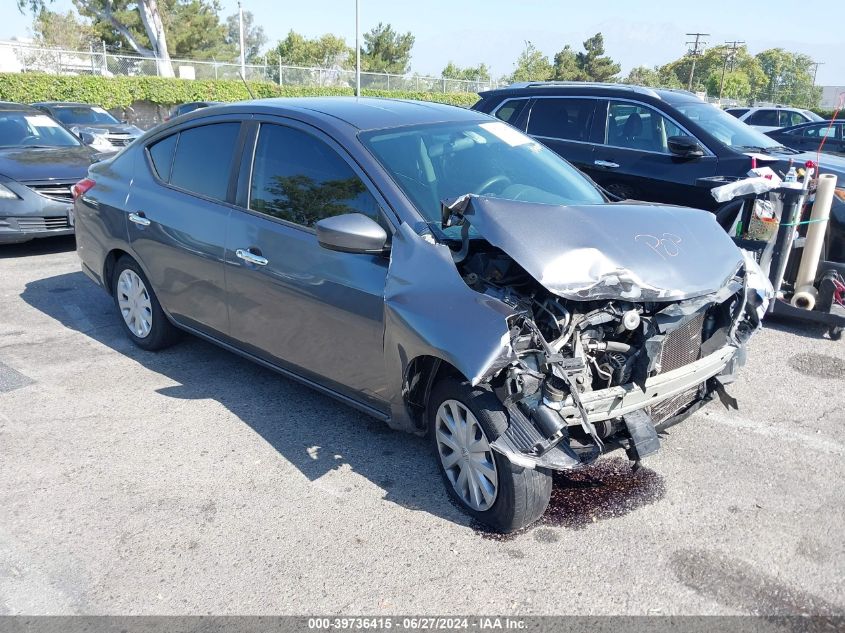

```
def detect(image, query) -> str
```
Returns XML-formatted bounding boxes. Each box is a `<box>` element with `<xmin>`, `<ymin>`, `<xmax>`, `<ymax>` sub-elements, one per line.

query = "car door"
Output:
<box><xmin>125</xmin><ymin>119</ymin><xmax>243</xmax><ymax>336</ymax></box>
<box><xmin>589</xmin><ymin>99</ymin><xmax>718</xmax><ymax>209</ymax></box>
<box><xmin>224</xmin><ymin>119</ymin><xmax>391</xmax><ymax>409</ymax></box>
<box><xmin>522</xmin><ymin>97</ymin><xmax>599</xmax><ymax>173</ymax></box>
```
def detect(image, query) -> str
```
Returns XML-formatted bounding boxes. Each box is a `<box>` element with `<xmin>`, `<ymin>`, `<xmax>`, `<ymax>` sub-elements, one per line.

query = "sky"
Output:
<box><xmin>5</xmin><ymin>0</ymin><xmax>842</xmax><ymax>85</ymax></box>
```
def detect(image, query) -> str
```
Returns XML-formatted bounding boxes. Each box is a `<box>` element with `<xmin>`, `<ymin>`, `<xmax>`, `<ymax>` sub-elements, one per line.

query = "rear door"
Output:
<box><xmin>125</xmin><ymin>118</ymin><xmax>244</xmax><ymax>336</ymax></box>
<box><xmin>522</xmin><ymin>97</ymin><xmax>599</xmax><ymax>172</ymax></box>
<box><xmin>224</xmin><ymin>118</ymin><xmax>392</xmax><ymax>409</ymax></box>
<box><xmin>590</xmin><ymin>99</ymin><xmax>718</xmax><ymax>209</ymax></box>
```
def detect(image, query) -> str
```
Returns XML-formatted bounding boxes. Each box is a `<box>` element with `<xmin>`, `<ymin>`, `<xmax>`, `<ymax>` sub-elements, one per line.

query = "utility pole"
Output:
<box><xmin>810</xmin><ymin>61</ymin><xmax>824</xmax><ymax>86</ymax></box>
<box><xmin>719</xmin><ymin>40</ymin><xmax>745</xmax><ymax>101</ymax></box>
<box><xmin>238</xmin><ymin>1</ymin><xmax>246</xmax><ymax>80</ymax></box>
<box><xmin>355</xmin><ymin>0</ymin><xmax>361</xmax><ymax>98</ymax></box>
<box><xmin>685</xmin><ymin>32</ymin><xmax>709</xmax><ymax>92</ymax></box>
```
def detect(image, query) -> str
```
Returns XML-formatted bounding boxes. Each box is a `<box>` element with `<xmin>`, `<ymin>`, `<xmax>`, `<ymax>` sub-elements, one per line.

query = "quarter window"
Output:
<box><xmin>169</xmin><ymin>122</ymin><xmax>240</xmax><ymax>202</ymax></box>
<box><xmin>526</xmin><ymin>98</ymin><xmax>596</xmax><ymax>141</ymax></box>
<box><xmin>605</xmin><ymin>101</ymin><xmax>684</xmax><ymax>153</ymax></box>
<box><xmin>147</xmin><ymin>134</ymin><xmax>178</xmax><ymax>181</ymax></box>
<box><xmin>249</xmin><ymin>123</ymin><xmax>380</xmax><ymax>228</ymax></box>
<box><xmin>494</xmin><ymin>99</ymin><xmax>528</xmax><ymax>126</ymax></box>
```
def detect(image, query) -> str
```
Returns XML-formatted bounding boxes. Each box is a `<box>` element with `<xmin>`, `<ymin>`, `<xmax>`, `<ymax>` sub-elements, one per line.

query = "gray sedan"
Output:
<box><xmin>72</xmin><ymin>98</ymin><xmax>771</xmax><ymax>532</ymax></box>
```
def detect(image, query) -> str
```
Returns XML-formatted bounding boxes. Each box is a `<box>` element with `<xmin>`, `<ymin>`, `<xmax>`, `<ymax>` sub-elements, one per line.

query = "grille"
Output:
<box><xmin>650</xmin><ymin>387</ymin><xmax>700</xmax><ymax>424</ymax></box>
<box><xmin>26</xmin><ymin>182</ymin><xmax>75</xmax><ymax>202</ymax></box>
<box><xmin>107</xmin><ymin>135</ymin><xmax>133</xmax><ymax>147</ymax></box>
<box><xmin>15</xmin><ymin>217</ymin><xmax>70</xmax><ymax>231</ymax></box>
<box><xmin>659</xmin><ymin>312</ymin><xmax>705</xmax><ymax>373</ymax></box>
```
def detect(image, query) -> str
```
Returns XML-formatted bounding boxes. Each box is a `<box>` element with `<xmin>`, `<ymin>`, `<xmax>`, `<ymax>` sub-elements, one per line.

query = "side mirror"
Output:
<box><xmin>668</xmin><ymin>135</ymin><xmax>704</xmax><ymax>158</ymax></box>
<box><xmin>78</xmin><ymin>131</ymin><xmax>96</xmax><ymax>145</ymax></box>
<box><xmin>316</xmin><ymin>213</ymin><xmax>388</xmax><ymax>254</ymax></box>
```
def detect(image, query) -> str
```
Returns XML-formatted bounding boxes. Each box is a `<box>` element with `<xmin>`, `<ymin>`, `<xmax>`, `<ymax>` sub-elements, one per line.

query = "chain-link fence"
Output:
<box><xmin>0</xmin><ymin>41</ymin><xmax>501</xmax><ymax>93</ymax></box>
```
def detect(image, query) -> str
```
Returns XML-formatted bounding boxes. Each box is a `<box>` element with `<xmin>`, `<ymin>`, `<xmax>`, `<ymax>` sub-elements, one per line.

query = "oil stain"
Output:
<box><xmin>788</xmin><ymin>353</ymin><xmax>845</xmax><ymax>380</ymax></box>
<box><xmin>475</xmin><ymin>457</ymin><xmax>665</xmax><ymax>540</ymax></box>
<box><xmin>670</xmin><ymin>548</ymin><xmax>844</xmax><ymax>627</ymax></box>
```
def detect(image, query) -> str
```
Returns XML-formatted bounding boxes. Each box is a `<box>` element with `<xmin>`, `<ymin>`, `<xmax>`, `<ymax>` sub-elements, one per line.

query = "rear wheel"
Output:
<box><xmin>112</xmin><ymin>256</ymin><xmax>179</xmax><ymax>351</ymax></box>
<box><xmin>429</xmin><ymin>379</ymin><xmax>552</xmax><ymax>533</ymax></box>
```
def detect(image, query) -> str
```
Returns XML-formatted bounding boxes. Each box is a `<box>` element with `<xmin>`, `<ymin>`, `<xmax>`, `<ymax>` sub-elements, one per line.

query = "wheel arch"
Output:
<box><xmin>402</xmin><ymin>354</ymin><xmax>469</xmax><ymax>433</ymax></box>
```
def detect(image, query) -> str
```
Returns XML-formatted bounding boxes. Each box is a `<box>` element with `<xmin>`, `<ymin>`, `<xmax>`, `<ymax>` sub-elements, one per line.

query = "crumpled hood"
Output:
<box><xmin>446</xmin><ymin>196</ymin><xmax>745</xmax><ymax>302</ymax></box>
<box><xmin>0</xmin><ymin>146</ymin><xmax>95</xmax><ymax>183</ymax></box>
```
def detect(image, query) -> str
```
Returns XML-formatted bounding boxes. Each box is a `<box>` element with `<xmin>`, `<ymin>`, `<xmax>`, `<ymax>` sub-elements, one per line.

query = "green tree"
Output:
<box><xmin>509</xmin><ymin>41</ymin><xmax>551</xmax><ymax>83</ymax></box>
<box><xmin>623</xmin><ymin>65</ymin><xmax>661</xmax><ymax>87</ymax></box>
<box><xmin>32</xmin><ymin>8</ymin><xmax>95</xmax><ymax>50</ymax></box>
<box><xmin>575</xmin><ymin>32</ymin><xmax>620</xmax><ymax>81</ymax></box>
<box><xmin>19</xmin><ymin>0</ymin><xmax>175</xmax><ymax>75</ymax></box>
<box><xmin>441</xmin><ymin>61</ymin><xmax>491</xmax><ymax>82</ymax></box>
<box><xmin>705</xmin><ymin>70</ymin><xmax>751</xmax><ymax>100</ymax></box>
<box><xmin>361</xmin><ymin>22</ymin><xmax>414</xmax><ymax>74</ymax></box>
<box><xmin>550</xmin><ymin>45</ymin><xmax>578</xmax><ymax>80</ymax></box>
<box><xmin>756</xmin><ymin>48</ymin><xmax>820</xmax><ymax>108</ymax></box>
<box><xmin>273</xmin><ymin>31</ymin><xmax>352</xmax><ymax>68</ymax></box>
<box><xmin>225</xmin><ymin>9</ymin><xmax>266</xmax><ymax>62</ymax></box>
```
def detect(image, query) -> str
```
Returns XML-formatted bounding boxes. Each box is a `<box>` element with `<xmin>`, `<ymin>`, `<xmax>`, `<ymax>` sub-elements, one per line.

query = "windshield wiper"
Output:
<box><xmin>738</xmin><ymin>144</ymin><xmax>799</xmax><ymax>156</ymax></box>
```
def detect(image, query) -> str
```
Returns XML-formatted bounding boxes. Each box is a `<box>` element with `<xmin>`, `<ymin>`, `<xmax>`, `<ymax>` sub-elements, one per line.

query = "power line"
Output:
<box><xmin>685</xmin><ymin>32</ymin><xmax>709</xmax><ymax>92</ymax></box>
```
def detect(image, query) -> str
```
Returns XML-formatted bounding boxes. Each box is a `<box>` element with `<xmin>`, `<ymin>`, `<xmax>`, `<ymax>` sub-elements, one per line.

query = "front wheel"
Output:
<box><xmin>429</xmin><ymin>379</ymin><xmax>552</xmax><ymax>533</ymax></box>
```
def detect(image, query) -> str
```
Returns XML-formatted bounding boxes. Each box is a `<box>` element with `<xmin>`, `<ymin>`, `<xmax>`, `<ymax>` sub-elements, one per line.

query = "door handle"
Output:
<box><xmin>128</xmin><ymin>212</ymin><xmax>151</xmax><ymax>227</ymax></box>
<box><xmin>235</xmin><ymin>248</ymin><xmax>268</xmax><ymax>266</ymax></box>
<box><xmin>594</xmin><ymin>160</ymin><xmax>620</xmax><ymax>169</ymax></box>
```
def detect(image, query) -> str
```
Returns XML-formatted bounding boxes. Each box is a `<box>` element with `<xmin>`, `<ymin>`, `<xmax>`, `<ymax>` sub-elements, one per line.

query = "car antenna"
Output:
<box><xmin>238</xmin><ymin>71</ymin><xmax>255</xmax><ymax>100</ymax></box>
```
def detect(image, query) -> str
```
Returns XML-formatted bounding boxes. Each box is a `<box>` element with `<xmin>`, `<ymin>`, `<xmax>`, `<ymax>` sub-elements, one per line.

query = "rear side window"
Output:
<box><xmin>494</xmin><ymin>99</ymin><xmax>528</xmax><ymax>125</ymax></box>
<box><xmin>727</xmin><ymin>108</ymin><xmax>749</xmax><ymax>118</ymax></box>
<box><xmin>169</xmin><ymin>122</ymin><xmax>240</xmax><ymax>202</ymax></box>
<box><xmin>746</xmin><ymin>110</ymin><xmax>779</xmax><ymax>126</ymax></box>
<box><xmin>148</xmin><ymin>134</ymin><xmax>178</xmax><ymax>181</ymax></box>
<box><xmin>527</xmin><ymin>98</ymin><xmax>596</xmax><ymax>141</ymax></box>
<box><xmin>249</xmin><ymin>123</ymin><xmax>380</xmax><ymax>228</ymax></box>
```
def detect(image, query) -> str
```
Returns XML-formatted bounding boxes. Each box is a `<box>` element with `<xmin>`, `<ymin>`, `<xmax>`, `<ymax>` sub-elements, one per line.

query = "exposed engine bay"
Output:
<box><xmin>439</xmin><ymin>195</ymin><xmax>771</xmax><ymax>471</ymax></box>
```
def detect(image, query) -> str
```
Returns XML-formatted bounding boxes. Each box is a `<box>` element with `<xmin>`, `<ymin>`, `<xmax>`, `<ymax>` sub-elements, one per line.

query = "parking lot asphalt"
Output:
<box><xmin>0</xmin><ymin>236</ymin><xmax>843</xmax><ymax>616</ymax></box>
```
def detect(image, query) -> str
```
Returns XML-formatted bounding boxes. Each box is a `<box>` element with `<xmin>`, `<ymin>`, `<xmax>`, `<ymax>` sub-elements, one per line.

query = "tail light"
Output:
<box><xmin>71</xmin><ymin>178</ymin><xmax>95</xmax><ymax>200</ymax></box>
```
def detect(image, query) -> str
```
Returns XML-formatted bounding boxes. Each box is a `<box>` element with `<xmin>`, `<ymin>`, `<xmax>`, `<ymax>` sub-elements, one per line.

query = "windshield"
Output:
<box><xmin>0</xmin><ymin>112</ymin><xmax>81</xmax><ymax>148</ymax></box>
<box><xmin>52</xmin><ymin>106</ymin><xmax>119</xmax><ymax>126</ymax></box>
<box><xmin>673</xmin><ymin>102</ymin><xmax>781</xmax><ymax>150</ymax></box>
<box><xmin>360</xmin><ymin>120</ymin><xmax>604</xmax><ymax>227</ymax></box>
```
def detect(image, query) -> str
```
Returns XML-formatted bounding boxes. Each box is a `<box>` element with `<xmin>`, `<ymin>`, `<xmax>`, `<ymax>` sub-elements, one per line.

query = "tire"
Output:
<box><xmin>428</xmin><ymin>378</ymin><xmax>552</xmax><ymax>533</ymax></box>
<box><xmin>112</xmin><ymin>256</ymin><xmax>179</xmax><ymax>351</ymax></box>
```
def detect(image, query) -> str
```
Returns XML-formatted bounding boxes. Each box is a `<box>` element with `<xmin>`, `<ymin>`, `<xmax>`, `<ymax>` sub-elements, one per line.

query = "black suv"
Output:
<box><xmin>473</xmin><ymin>83</ymin><xmax>845</xmax><ymax>260</ymax></box>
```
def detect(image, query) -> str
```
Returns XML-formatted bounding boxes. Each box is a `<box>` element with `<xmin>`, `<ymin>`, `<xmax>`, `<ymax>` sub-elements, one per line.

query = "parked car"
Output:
<box><xmin>473</xmin><ymin>83</ymin><xmax>845</xmax><ymax>262</ymax></box>
<box><xmin>73</xmin><ymin>98</ymin><xmax>771</xmax><ymax>532</ymax></box>
<box><xmin>32</xmin><ymin>102</ymin><xmax>143</xmax><ymax>153</ymax></box>
<box><xmin>725</xmin><ymin>106</ymin><xmax>823</xmax><ymax>132</ymax></box>
<box><xmin>765</xmin><ymin>120</ymin><xmax>845</xmax><ymax>157</ymax></box>
<box><xmin>0</xmin><ymin>102</ymin><xmax>96</xmax><ymax>244</ymax></box>
<box><xmin>164</xmin><ymin>101</ymin><xmax>221</xmax><ymax>121</ymax></box>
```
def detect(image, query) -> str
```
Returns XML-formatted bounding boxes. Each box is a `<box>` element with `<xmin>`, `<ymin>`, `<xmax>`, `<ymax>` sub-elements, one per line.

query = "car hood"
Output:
<box><xmin>0</xmin><ymin>146</ymin><xmax>95</xmax><ymax>183</ymax></box>
<box><xmin>445</xmin><ymin>195</ymin><xmax>745</xmax><ymax>302</ymax></box>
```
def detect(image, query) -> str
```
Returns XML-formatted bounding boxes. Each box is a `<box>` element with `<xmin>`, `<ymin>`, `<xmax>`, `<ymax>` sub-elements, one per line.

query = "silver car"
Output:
<box><xmin>72</xmin><ymin>98</ymin><xmax>772</xmax><ymax>532</ymax></box>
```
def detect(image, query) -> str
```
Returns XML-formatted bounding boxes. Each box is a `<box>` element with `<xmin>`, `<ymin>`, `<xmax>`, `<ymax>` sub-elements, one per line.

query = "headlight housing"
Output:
<box><xmin>0</xmin><ymin>182</ymin><xmax>20</xmax><ymax>200</ymax></box>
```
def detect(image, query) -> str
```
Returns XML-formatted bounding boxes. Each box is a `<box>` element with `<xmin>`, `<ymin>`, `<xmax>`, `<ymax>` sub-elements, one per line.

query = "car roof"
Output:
<box><xmin>211</xmin><ymin>97</ymin><xmax>489</xmax><ymax>131</ymax></box>
<box><xmin>0</xmin><ymin>101</ymin><xmax>41</xmax><ymax>113</ymax></box>
<box><xmin>31</xmin><ymin>102</ymin><xmax>98</xmax><ymax>108</ymax></box>
<box><xmin>479</xmin><ymin>82</ymin><xmax>704</xmax><ymax>106</ymax></box>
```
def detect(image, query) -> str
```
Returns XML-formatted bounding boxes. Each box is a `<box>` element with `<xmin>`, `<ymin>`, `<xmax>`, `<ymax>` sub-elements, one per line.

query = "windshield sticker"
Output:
<box><xmin>479</xmin><ymin>122</ymin><xmax>534</xmax><ymax>147</ymax></box>
<box><xmin>25</xmin><ymin>115</ymin><xmax>61</xmax><ymax>128</ymax></box>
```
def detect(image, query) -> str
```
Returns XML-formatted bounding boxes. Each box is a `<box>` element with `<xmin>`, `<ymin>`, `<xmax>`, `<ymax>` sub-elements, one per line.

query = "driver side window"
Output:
<box><xmin>249</xmin><ymin>123</ymin><xmax>384</xmax><ymax>230</ymax></box>
<box><xmin>605</xmin><ymin>101</ymin><xmax>684</xmax><ymax>153</ymax></box>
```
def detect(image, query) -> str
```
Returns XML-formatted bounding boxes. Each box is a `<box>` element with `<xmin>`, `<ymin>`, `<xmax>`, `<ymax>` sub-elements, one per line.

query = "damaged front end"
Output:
<box><xmin>439</xmin><ymin>195</ymin><xmax>773</xmax><ymax>471</ymax></box>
